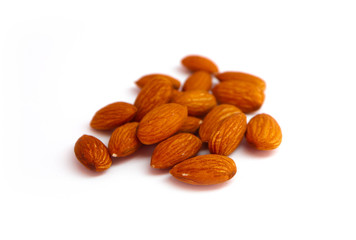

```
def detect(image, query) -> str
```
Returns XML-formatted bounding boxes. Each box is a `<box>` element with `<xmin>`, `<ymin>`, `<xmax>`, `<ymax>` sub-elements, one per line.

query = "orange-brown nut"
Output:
<box><xmin>215</xmin><ymin>71</ymin><xmax>266</xmax><ymax>91</ymax></box>
<box><xmin>135</xmin><ymin>74</ymin><xmax>181</xmax><ymax>89</ymax></box>
<box><xmin>182</xmin><ymin>71</ymin><xmax>212</xmax><ymax>91</ymax></box>
<box><xmin>179</xmin><ymin>116</ymin><xmax>202</xmax><ymax>133</ymax></box>
<box><xmin>245</xmin><ymin>113</ymin><xmax>282</xmax><ymax>150</ymax></box>
<box><xmin>170</xmin><ymin>89</ymin><xmax>184</xmax><ymax>102</ymax></box>
<box><xmin>181</xmin><ymin>55</ymin><xmax>219</xmax><ymax>73</ymax></box>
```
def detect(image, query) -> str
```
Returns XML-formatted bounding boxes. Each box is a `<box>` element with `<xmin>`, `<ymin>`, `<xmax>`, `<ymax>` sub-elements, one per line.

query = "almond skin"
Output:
<box><xmin>179</xmin><ymin>116</ymin><xmax>202</xmax><ymax>133</ymax></box>
<box><xmin>151</xmin><ymin>133</ymin><xmax>202</xmax><ymax>169</ymax></box>
<box><xmin>108</xmin><ymin>122</ymin><xmax>141</xmax><ymax>158</ymax></box>
<box><xmin>74</xmin><ymin>135</ymin><xmax>112</xmax><ymax>171</ymax></box>
<box><xmin>215</xmin><ymin>71</ymin><xmax>266</xmax><ymax>91</ymax></box>
<box><xmin>169</xmin><ymin>154</ymin><xmax>237</xmax><ymax>185</ymax></box>
<box><xmin>170</xmin><ymin>89</ymin><xmax>184</xmax><ymax>102</ymax></box>
<box><xmin>209</xmin><ymin>113</ymin><xmax>247</xmax><ymax>156</ymax></box>
<box><xmin>182</xmin><ymin>71</ymin><xmax>212</xmax><ymax>91</ymax></box>
<box><xmin>137</xmin><ymin>103</ymin><xmax>188</xmax><ymax>145</ymax></box>
<box><xmin>181</xmin><ymin>55</ymin><xmax>219</xmax><ymax>73</ymax></box>
<box><xmin>90</xmin><ymin>102</ymin><xmax>137</xmax><ymax>130</ymax></box>
<box><xmin>134</xmin><ymin>77</ymin><xmax>173</xmax><ymax>121</ymax></box>
<box><xmin>245</xmin><ymin>113</ymin><xmax>282</xmax><ymax>150</ymax></box>
<box><xmin>135</xmin><ymin>74</ymin><xmax>181</xmax><ymax>89</ymax></box>
<box><xmin>212</xmin><ymin>81</ymin><xmax>265</xmax><ymax>113</ymax></box>
<box><xmin>171</xmin><ymin>90</ymin><xmax>217</xmax><ymax>117</ymax></box>
<box><xmin>199</xmin><ymin>104</ymin><xmax>242</xmax><ymax>142</ymax></box>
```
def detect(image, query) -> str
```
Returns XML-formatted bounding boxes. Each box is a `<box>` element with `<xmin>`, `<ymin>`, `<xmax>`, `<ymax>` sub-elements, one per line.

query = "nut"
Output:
<box><xmin>215</xmin><ymin>71</ymin><xmax>266</xmax><ymax>91</ymax></box>
<box><xmin>135</xmin><ymin>74</ymin><xmax>181</xmax><ymax>89</ymax></box>
<box><xmin>179</xmin><ymin>116</ymin><xmax>202</xmax><ymax>133</ymax></box>
<box><xmin>182</xmin><ymin>71</ymin><xmax>212</xmax><ymax>91</ymax></box>
<box><xmin>181</xmin><ymin>55</ymin><xmax>219</xmax><ymax>73</ymax></box>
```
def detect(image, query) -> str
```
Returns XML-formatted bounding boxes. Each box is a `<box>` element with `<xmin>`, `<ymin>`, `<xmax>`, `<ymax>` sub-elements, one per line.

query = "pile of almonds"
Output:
<box><xmin>74</xmin><ymin>55</ymin><xmax>282</xmax><ymax>186</ymax></box>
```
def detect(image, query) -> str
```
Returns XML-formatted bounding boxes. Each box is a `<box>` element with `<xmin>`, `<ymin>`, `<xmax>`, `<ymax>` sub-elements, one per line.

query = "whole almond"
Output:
<box><xmin>245</xmin><ymin>113</ymin><xmax>282</xmax><ymax>150</ymax></box>
<box><xmin>151</xmin><ymin>133</ymin><xmax>202</xmax><ymax>169</ymax></box>
<box><xmin>90</xmin><ymin>102</ymin><xmax>137</xmax><ymax>130</ymax></box>
<box><xmin>179</xmin><ymin>116</ymin><xmax>202</xmax><ymax>133</ymax></box>
<box><xmin>137</xmin><ymin>103</ymin><xmax>188</xmax><ymax>145</ymax></box>
<box><xmin>134</xmin><ymin>77</ymin><xmax>173</xmax><ymax>121</ymax></box>
<box><xmin>182</xmin><ymin>71</ymin><xmax>212</xmax><ymax>91</ymax></box>
<box><xmin>181</xmin><ymin>55</ymin><xmax>219</xmax><ymax>73</ymax></box>
<box><xmin>209</xmin><ymin>113</ymin><xmax>247</xmax><ymax>156</ymax></box>
<box><xmin>135</xmin><ymin>74</ymin><xmax>181</xmax><ymax>89</ymax></box>
<box><xmin>199</xmin><ymin>104</ymin><xmax>242</xmax><ymax>142</ymax></box>
<box><xmin>172</xmin><ymin>90</ymin><xmax>217</xmax><ymax>117</ymax></box>
<box><xmin>169</xmin><ymin>154</ymin><xmax>237</xmax><ymax>185</ymax></box>
<box><xmin>212</xmin><ymin>81</ymin><xmax>265</xmax><ymax>113</ymax></box>
<box><xmin>108</xmin><ymin>122</ymin><xmax>141</xmax><ymax>158</ymax></box>
<box><xmin>215</xmin><ymin>71</ymin><xmax>266</xmax><ymax>91</ymax></box>
<box><xmin>74</xmin><ymin>135</ymin><xmax>112</xmax><ymax>171</ymax></box>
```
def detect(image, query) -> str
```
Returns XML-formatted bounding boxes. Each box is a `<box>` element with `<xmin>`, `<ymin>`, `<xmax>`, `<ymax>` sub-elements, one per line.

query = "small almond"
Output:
<box><xmin>215</xmin><ymin>71</ymin><xmax>266</xmax><ymax>91</ymax></box>
<box><xmin>135</xmin><ymin>74</ymin><xmax>181</xmax><ymax>89</ymax></box>
<box><xmin>182</xmin><ymin>71</ymin><xmax>212</xmax><ymax>91</ymax></box>
<box><xmin>181</xmin><ymin>55</ymin><xmax>219</xmax><ymax>73</ymax></box>
<box><xmin>179</xmin><ymin>116</ymin><xmax>202</xmax><ymax>133</ymax></box>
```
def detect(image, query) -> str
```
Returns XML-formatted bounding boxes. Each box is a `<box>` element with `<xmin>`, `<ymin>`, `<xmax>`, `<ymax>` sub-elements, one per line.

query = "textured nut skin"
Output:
<box><xmin>179</xmin><ymin>116</ymin><xmax>202</xmax><ymax>133</ymax></box>
<box><xmin>199</xmin><ymin>104</ymin><xmax>242</xmax><ymax>142</ymax></box>
<box><xmin>246</xmin><ymin>113</ymin><xmax>282</xmax><ymax>150</ymax></box>
<box><xmin>90</xmin><ymin>102</ymin><xmax>137</xmax><ymax>130</ymax></box>
<box><xmin>209</xmin><ymin>113</ymin><xmax>247</xmax><ymax>156</ymax></box>
<box><xmin>215</xmin><ymin>71</ymin><xmax>266</xmax><ymax>91</ymax></box>
<box><xmin>137</xmin><ymin>103</ymin><xmax>188</xmax><ymax>145</ymax></box>
<box><xmin>181</xmin><ymin>55</ymin><xmax>219</xmax><ymax>73</ymax></box>
<box><xmin>172</xmin><ymin>90</ymin><xmax>217</xmax><ymax>117</ymax></box>
<box><xmin>212</xmin><ymin>81</ymin><xmax>265</xmax><ymax>113</ymax></box>
<box><xmin>169</xmin><ymin>154</ymin><xmax>237</xmax><ymax>185</ymax></box>
<box><xmin>151</xmin><ymin>133</ymin><xmax>202</xmax><ymax>169</ymax></box>
<box><xmin>134</xmin><ymin>77</ymin><xmax>173</xmax><ymax>121</ymax></box>
<box><xmin>108</xmin><ymin>122</ymin><xmax>141</xmax><ymax>158</ymax></box>
<box><xmin>182</xmin><ymin>71</ymin><xmax>212</xmax><ymax>91</ymax></box>
<box><xmin>74</xmin><ymin>135</ymin><xmax>112</xmax><ymax>171</ymax></box>
<box><xmin>135</xmin><ymin>74</ymin><xmax>181</xmax><ymax>89</ymax></box>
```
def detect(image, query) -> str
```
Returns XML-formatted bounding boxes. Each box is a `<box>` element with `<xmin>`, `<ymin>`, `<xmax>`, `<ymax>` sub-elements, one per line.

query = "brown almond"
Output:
<box><xmin>215</xmin><ymin>71</ymin><xmax>266</xmax><ymax>91</ymax></box>
<box><xmin>246</xmin><ymin>113</ymin><xmax>282</xmax><ymax>150</ymax></box>
<box><xmin>137</xmin><ymin>103</ymin><xmax>188</xmax><ymax>145</ymax></box>
<box><xmin>209</xmin><ymin>113</ymin><xmax>247</xmax><ymax>156</ymax></box>
<box><xmin>134</xmin><ymin>77</ymin><xmax>173</xmax><ymax>121</ymax></box>
<box><xmin>108</xmin><ymin>122</ymin><xmax>141</xmax><ymax>158</ymax></box>
<box><xmin>179</xmin><ymin>116</ymin><xmax>202</xmax><ymax>133</ymax></box>
<box><xmin>90</xmin><ymin>102</ymin><xmax>137</xmax><ymax>130</ymax></box>
<box><xmin>212</xmin><ymin>81</ymin><xmax>265</xmax><ymax>113</ymax></box>
<box><xmin>172</xmin><ymin>90</ymin><xmax>217</xmax><ymax>117</ymax></box>
<box><xmin>169</xmin><ymin>154</ymin><xmax>236</xmax><ymax>185</ymax></box>
<box><xmin>181</xmin><ymin>55</ymin><xmax>219</xmax><ymax>73</ymax></box>
<box><xmin>74</xmin><ymin>135</ymin><xmax>112</xmax><ymax>171</ymax></box>
<box><xmin>182</xmin><ymin>71</ymin><xmax>212</xmax><ymax>91</ymax></box>
<box><xmin>135</xmin><ymin>74</ymin><xmax>181</xmax><ymax>89</ymax></box>
<box><xmin>151</xmin><ymin>133</ymin><xmax>202</xmax><ymax>169</ymax></box>
<box><xmin>199</xmin><ymin>104</ymin><xmax>242</xmax><ymax>142</ymax></box>
<box><xmin>170</xmin><ymin>89</ymin><xmax>184</xmax><ymax>102</ymax></box>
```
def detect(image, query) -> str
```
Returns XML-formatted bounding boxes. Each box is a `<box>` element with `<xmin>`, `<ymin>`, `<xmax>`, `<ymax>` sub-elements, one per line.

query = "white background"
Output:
<box><xmin>1</xmin><ymin>0</ymin><xmax>356</xmax><ymax>239</ymax></box>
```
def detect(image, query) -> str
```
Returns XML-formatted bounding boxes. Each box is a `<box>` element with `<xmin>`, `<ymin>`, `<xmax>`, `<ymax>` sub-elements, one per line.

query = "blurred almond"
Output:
<box><xmin>215</xmin><ymin>71</ymin><xmax>266</xmax><ymax>90</ymax></box>
<box><xmin>135</xmin><ymin>74</ymin><xmax>181</xmax><ymax>89</ymax></box>
<box><xmin>181</xmin><ymin>55</ymin><xmax>219</xmax><ymax>73</ymax></box>
<box><xmin>179</xmin><ymin>116</ymin><xmax>202</xmax><ymax>133</ymax></box>
<box><xmin>182</xmin><ymin>71</ymin><xmax>212</xmax><ymax>91</ymax></box>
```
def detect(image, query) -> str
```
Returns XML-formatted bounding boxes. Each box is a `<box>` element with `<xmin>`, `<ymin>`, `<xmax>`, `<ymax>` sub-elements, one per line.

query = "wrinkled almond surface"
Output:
<box><xmin>183</xmin><ymin>71</ymin><xmax>212</xmax><ymax>91</ymax></box>
<box><xmin>179</xmin><ymin>116</ymin><xmax>202</xmax><ymax>133</ymax></box>
<box><xmin>181</xmin><ymin>55</ymin><xmax>219</xmax><ymax>73</ymax></box>
<box><xmin>135</xmin><ymin>74</ymin><xmax>181</xmax><ymax>89</ymax></box>
<box><xmin>215</xmin><ymin>71</ymin><xmax>266</xmax><ymax>91</ymax></box>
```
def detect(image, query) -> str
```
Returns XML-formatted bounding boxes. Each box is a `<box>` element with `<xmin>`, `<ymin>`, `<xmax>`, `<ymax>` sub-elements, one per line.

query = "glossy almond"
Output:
<box><xmin>151</xmin><ymin>133</ymin><xmax>202</xmax><ymax>169</ymax></box>
<box><xmin>108</xmin><ymin>122</ymin><xmax>141</xmax><ymax>158</ymax></box>
<box><xmin>74</xmin><ymin>135</ymin><xmax>112</xmax><ymax>171</ymax></box>
<box><xmin>179</xmin><ymin>116</ymin><xmax>202</xmax><ymax>133</ymax></box>
<box><xmin>182</xmin><ymin>71</ymin><xmax>212</xmax><ymax>91</ymax></box>
<box><xmin>90</xmin><ymin>102</ymin><xmax>137</xmax><ymax>130</ymax></box>
<box><xmin>209</xmin><ymin>113</ymin><xmax>247</xmax><ymax>156</ymax></box>
<box><xmin>212</xmin><ymin>81</ymin><xmax>265</xmax><ymax>113</ymax></box>
<box><xmin>199</xmin><ymin>104</ymin><xmax>242</xmax><ymax>142</ymax></box>
<box><xmin>169</xmin><ymin>154</ymin><xmax>237</xmax><ymax>185</ymax></box>
<box><xmin>215</xmin><ymin>71</ymin><xmax>266</xmax><ymax>91</ymax></box>
<box><xmin>134</xmin><ymin>77</ymin><xmax>173</xmax><ymax>121</ymax></box>
<box><xmin>246</xmin><ymin>113</ymin><xmax>282</xmax><ymax>150</ymax></box>
<box><xmin>172</xmin><ymin>90</ymin><xmax>217</xmax><ymax>117</ymax></box>
<box><xmin>181</xmin><ymin>55</ymin><xmax>219</xmax><ymax>73</ymax></box>
<box><xmin>135</xmin><ymin>74</ymin><xmax>181</xmax><ymax>89</ymax></box>
<box><xmin>137</xmin><ymin>103</ymin><xmax>188</xmax><ymax>145</ymax></box>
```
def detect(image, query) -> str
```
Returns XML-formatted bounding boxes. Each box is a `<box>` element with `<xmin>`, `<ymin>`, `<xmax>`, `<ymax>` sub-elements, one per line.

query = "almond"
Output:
<box><xmin>170</xmin><ymin>89</ymin><xmax>184</xmax><ymax>102</ymax></box>
<box><xmin>212</xmin><ymin>81</ymin><xmax>265</xmax><ymax>113</ymax></box>
<box><xmin>169</xmin><ymin>154</ymin><xmax>237</xmax><ymax>185</ymax></box>
<box><xmin>215</xmin><ymin>71</ymin><xmax>266</xmax><ymax>91</ymax></box>
<box><xmin>245</xmin><ymin>113</ymin><xmax>282</xmax><ymax>150</ymax></box>
<box><xmin>179</xmin><ymin>116</ymin><xmax>202</xmax><ymax>133</ymax></box>
<box><xmin>209</xmin><ymin>113</ymin><xmax>247</xmax><ymax>156</ymax></box>
<box><xmin>151</xmin><ymin>133</ymin><xmax>202</xmax><ymax>169</ymax></box>
<box><xmin>134</xmin><ymin>77</ymin><xmax>173</xmax><ymax>121</ymax></box>
<box><xmin>74</xmin><ymin>135</ymin><xmax>112</xmax><ymax>171</ymax></box>
<box><xmin>137</xmin><ymin>103</ymin><xmax>188</xmax><ymax>145</ymax></box>
<box><xmin>181</xmin><ymin>55</ymin><xmax>219</xmax><ymax>73</ymax></box>
<box><xmin>135</xmin><ymin>74</ymin><xmax>181</xmax><ymax>89</ymax></box>
<box><xmin>90</xmin><ymin>102</ymin><xmax>137</xmax><ymax>130</ymax></box>
<box><xmin>199</xmin><ymin>104</ymin><xmax>242</xmax><ymax>142</ymax></box>
<box><xmin>108</xmin><ymin>122</ymin><xmax>141</xmax><ymax>158</ymax></box>
<box><xmin>182</xmin><ymin>71</ymin><xmax>212</xmax><ymax>91</ymax></box>
<box><xmin>171</xmin><ymin>90</ymin><xmax>217</xmax><ymax>117</ymax></box>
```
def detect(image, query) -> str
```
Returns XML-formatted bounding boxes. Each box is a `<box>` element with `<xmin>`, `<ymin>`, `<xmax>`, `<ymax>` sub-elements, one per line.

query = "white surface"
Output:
<box><xmin>1</xmin><ymin>0</ymin><xmax>356</xmax><ymax>239</ymax></box>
